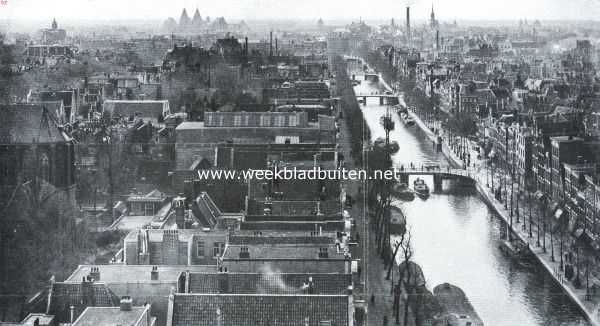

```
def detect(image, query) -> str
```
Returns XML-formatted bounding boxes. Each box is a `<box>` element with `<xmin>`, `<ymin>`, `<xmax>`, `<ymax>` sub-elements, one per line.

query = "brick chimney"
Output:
<box><xmin>217</xmin><ymin>272</ymin><xmax>229</xmax><ymax>293</ymax></box>
<box><xmin>318</xmin><ymin>247</ymin><xmax>328</xmax><ymax>259</ymax></box>
<box><xmin>150</xmin><ymin>266</ymin><xmax>159</xmax><ymax>281</ymax></box>
<box><xmin>239</xmin><ymin>246</ymin><xmax>250</xmax><ymax>259</ymax></box>
<box><xmin>89</xmin><ymin>266</ymin><xmax>100</xmax><ymax>281</ymax></box>
<box><xmin>173</xmin><ymin>194</ymin><xmax>186</xmax><ymax>229</ymax></box>
<box><xmin>120</xmin><ymin>296</ymin><xmax>133</xmax><ymax>311</ymax></box>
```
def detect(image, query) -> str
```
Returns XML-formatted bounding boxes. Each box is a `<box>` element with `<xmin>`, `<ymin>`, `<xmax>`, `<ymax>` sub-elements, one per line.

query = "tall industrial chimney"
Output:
<box><xmin>406</xmin><ymin>7</ymin><xmax>411</xmax><ymax>47</ymax></box>
<box><xmin>436</xmin><ymin>30</ymin><xmax>439</xmax><ymax>50</ymax></box>
<box><xmin>269</xmin><ymin>31</ymin><xmax>273</xmax><ymax>57</ymax></box>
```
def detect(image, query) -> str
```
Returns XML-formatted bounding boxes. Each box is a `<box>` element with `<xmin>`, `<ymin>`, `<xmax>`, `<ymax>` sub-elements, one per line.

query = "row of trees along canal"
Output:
<box><xmin>334</xmin><ymin>55</ymin><xmax>443</xmax><ymax>325</ymax></box>
<box><xmin>366</xmin><ymin>49</ymin><xmax>479</xmax><ymax>166</ymax></box>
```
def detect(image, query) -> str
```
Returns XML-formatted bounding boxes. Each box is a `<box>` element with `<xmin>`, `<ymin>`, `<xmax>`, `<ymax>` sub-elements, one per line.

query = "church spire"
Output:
<box><xmin>51</xmin><ymin>18</ymin><xmax>58</xmax><ymax>30</ymax></box>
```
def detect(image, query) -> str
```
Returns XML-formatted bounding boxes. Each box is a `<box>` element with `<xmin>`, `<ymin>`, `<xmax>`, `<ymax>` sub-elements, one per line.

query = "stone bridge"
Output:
<box><xmin>394</xmin><ymin>166</ymin><xmax>476</xmax><ymax>191</ymax></box>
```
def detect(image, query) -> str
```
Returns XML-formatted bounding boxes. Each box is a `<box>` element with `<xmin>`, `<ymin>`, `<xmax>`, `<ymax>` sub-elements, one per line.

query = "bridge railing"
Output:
<box><xmin>393</xmin><ymin>165</ymin><xmax>476</xmax><ymax>180</ymax></box>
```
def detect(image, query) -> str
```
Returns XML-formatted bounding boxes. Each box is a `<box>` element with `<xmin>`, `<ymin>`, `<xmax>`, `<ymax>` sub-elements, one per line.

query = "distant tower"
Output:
<box><xmin>430</xmin><ymin>3</ymin><xmax>437</xmax><ymax>29</ymax></box>
<box><xmin>391</xmin><ymin>18</ymin><xmax>395</xmax><ymax>27</ymax></box>
<box><xmin>51</xmin><ymin>18</ymin><xmax>58</xmax><ymax>30</ymax></box>
<box><xmin>406</xmin><ymin>7</ymin><xmax>411</xmax><ymax>47</ymax></box>
<box><xmin>192</xmin><ymin>9</ymin><xmax>203</xmax><ymax>26</ymax></box>
<box><xmin>179</xmin><ymin>8</ymin><xmax>191</xmax><ymax>28</ymax></box>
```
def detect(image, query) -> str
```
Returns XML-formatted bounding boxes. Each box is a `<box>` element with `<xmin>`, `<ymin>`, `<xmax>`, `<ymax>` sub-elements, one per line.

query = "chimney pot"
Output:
<box><xmin>120</xmin><ymin>296</ymin><xmax>133</xmax><ymax>311</ymax></box>
<box><xmin>151</xmin><ymin>266</ymin><xmax>159</xmax><ymax>281</ymax></box>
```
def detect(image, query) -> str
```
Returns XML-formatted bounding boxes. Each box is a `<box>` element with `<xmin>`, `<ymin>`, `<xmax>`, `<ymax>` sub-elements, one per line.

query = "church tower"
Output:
<box><xmin>430</xmin><ymin>4</ymin><xmax>437</xmax><ymax>29</ymax></box>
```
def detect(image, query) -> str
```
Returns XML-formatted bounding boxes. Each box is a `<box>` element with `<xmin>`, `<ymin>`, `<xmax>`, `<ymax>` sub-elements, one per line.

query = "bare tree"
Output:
<box><xmin>398</xmin><ymin>229</ymin><xmax>414</xmax><ymax>326</ymax></box>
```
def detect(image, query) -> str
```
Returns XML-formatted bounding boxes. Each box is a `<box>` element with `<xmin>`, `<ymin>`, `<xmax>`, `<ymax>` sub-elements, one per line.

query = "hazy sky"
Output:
<box><xmin>1</xmin><ymin>0</ymin><xmax>599</xmax><ymax>22</ymax></box>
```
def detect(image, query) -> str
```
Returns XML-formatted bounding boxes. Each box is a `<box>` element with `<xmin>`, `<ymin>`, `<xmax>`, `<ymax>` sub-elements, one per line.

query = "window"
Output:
<box><xmin>213</xmin><ymin>242</ymin><xmax>225</xmax><ymax>257</ymax></box>
<box><xmin>260</xmin><ymin>114</ymin><xmax>271</xmax><ymax>127</ymax></box>
<box><xmin>144</xmin><ymin>203</ymin><xmax>154</xmax><ymax>216</ymax></box>
<box><xmin>274</xmin><ymin>116</ymin><xmax>285</xmax><ymax>127</ymax></box>
<box><xmin>234</xmin><ymin>115</ymin><xmax>242</xmax><ymax>127</ymax></box>
<box><xmin>40</xmin><ymin>153</ymin><xmax>50</xmax><ymax>182</ymax></box>
<box><xmin>196</xmin><ymin>241</ymin><xmax>205</xmax><ymax>258</ymax></box>
<box><xmin>289</xmin><ymin>115</ymin><xmax>298</xmax><ymax>127</ymax></box>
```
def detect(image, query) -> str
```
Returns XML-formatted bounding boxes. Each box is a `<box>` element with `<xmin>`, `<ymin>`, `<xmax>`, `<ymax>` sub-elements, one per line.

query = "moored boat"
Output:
<box><xmin>413</xmin><ymin>178</ymin><xmax>430</xmax><ymax>197</ymax></box>
<box><xmin>392</xmin><ymin>182</ymin><xmax>415</xmax><ymax>201</ymax></box>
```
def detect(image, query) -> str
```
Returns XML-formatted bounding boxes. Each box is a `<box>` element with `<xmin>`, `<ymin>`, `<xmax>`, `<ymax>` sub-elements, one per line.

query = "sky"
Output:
<box><xmin>0</xmin><ymin>0</ymin><xmax>599</xmax><ymax>22</ymax></box>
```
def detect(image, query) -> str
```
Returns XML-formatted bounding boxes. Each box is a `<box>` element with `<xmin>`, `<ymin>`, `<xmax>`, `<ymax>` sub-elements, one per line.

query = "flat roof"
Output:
<box><xmin>72</xmin><ymin>306</ymin><xmax>147</xmax><ymax>326</ymax></box>
<box><xmin>222</xmin><ymin>243</ymin><xmax>346</xmax><ymax>260</ymax></box>
<box><xmin>66</xmin><ymin>265</ymin><xmax>218</xmax><ymax>283</ymax></box>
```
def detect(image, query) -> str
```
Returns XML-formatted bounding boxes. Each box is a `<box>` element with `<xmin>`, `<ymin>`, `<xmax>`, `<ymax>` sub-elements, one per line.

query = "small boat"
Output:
<box><xmin>393</xmin><ymin>104</ymin><xmax>408</xmax><ymax>114</ymax></box>
<box><xmin>413</xmin><ymin>178</ymin><xmax>429</xmax><ymax>197</ymax></box>
<box><xmin>373</xmin><ymin>138</ymin><xmax>399</xmax><ymax>154</ymax></box>
<box><xmin>401</xmin><ymin>113</ymin><xmax>415</xmax><ymax>126</ymax></box>
<box><xmin>499</xmin><ymin>238</ymin><xmax>531</xmax><ymax>260</ymax></box>
<box><xmin>392</xmin><ymin>183</ymin><xmax>415</xmax><ymax>201</ymax></box>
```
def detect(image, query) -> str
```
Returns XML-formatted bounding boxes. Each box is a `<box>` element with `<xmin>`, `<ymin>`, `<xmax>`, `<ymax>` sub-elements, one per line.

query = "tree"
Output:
<box><xmin>398</xmin><ymin>229</ymin><xmax>414</xmax><ymax>326</ymax></box>
<box><xmin>0</xmin><ymin>33</ymin><xmax>17</xmax><ymax>104</ymax></box>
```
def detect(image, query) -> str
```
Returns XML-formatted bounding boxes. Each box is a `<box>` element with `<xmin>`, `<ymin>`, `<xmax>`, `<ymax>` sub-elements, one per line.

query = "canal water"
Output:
<box><xmin>354</xmin><ymin>76</ymin><xmax>589</xmax><ymax>325</ymax></box>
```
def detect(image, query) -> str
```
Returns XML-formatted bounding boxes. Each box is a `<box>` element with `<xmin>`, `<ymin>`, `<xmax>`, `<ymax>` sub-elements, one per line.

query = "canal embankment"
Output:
<box><xmin>406</xmin><ymin>96</ymin><xmax>600</xmax><ymax>326</ymax></box>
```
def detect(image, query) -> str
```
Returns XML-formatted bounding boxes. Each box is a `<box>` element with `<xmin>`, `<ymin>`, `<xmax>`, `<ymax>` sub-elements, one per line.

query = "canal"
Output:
<box><xmin>353</xmin><ymin>75</ymin><xmax>589</xmax><ymax>325</ymax></box>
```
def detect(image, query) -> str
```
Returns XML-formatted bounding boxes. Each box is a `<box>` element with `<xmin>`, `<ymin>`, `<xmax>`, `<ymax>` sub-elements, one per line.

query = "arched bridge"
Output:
<box><xmin>394</xmin><ymin>165</ymin><xmax>476</xmax><ymax>191</ymax></box>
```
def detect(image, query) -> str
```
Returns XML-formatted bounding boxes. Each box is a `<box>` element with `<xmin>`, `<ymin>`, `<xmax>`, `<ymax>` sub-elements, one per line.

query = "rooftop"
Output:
<box><xmin>72</xmin><ymin>306</ymin><xmax>149</xmax><ymax>326</ymax></box>
<box><xmin>187</xmin><ymin>272</ymin><xmax>352</xmax><ymax>295</ymax></box>
<box><xmin>169</xmin><ymin>293</ymin><xmax>350</xmax><ymax>326</ymax></box>
<box><xmin>66</xmin><ymin>265</ymin><xmax>218</xmax><ymax>283</ymax></box>
<box><xmin>222</xmin><ymin>243</ymin><xmax>347</xmax><ymax>260</ymax></box>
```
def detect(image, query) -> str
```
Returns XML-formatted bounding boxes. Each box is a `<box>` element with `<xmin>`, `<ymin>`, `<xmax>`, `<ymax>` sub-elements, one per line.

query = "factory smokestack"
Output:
<box><xmin>406</xmin><ymin>7</ymin><xmax>411</xmax><ymax>47</ymax></box>
<box><xmin>436</xmin><ymin>30</ymin><xmax>439</xmax><ymax>50</ymax></box>
<box><xmin>269</xmin><ymin>31</ymin><xmax>273</xmax><ymax>57</ymax></box>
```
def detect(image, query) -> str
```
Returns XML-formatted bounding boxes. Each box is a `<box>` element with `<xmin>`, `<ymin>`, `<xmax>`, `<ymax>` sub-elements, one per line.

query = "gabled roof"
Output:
<box><xmin>0</xmin><ymin>104</ymin><xmax>69</xmax><ymax>144</ymax></box>
<box><xmin>169</xmin><ymin>293</ymin><xmax>349</xmax><ymax>326</ymax></box>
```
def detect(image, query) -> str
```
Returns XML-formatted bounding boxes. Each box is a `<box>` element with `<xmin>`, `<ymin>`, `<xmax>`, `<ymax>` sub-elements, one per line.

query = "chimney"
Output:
<box><xmin>70</xmin><ymin>305</ymin><xmax>75</xmax><ymax>324</ymax></box>
<box><xmin>275</xmin><ymin>38</ymin><xmax>278</xmax><ymax>56</ymax></box>
<box><xmin>436</xmin><ymin>30</ymin><xmax>440</xmax><ymax>50</ymax></box>
<box><xmin>318</xmin><ymin>247</ymin><xmax>328</xmax><ymax>258</ymax></box>
<box><xmin>269</xmin><ymin>31</ymin><xmax>273</xmax><ymax>57</ymax></box>
<box><xmin>239</xmin><ymin>246</ymin><xmax>250</xmax><ymax>258</ymax></box>
<box><xmin>89</xmin><ymin>266</ymin><xmax>100</xmax><ymax>281</ymax></box>
<box><xmin>217</xmin><ymin>272</ymin><xmax>229</xmax><ymax>293</ymax></box>
<box><xmin>150</xmin><ymin>266</ymin><xmax>159</xmax><ymax>281</ymax></box>
<box><xmin>244</xmin><ymin>37</ymin><xmax>248</xmax><ymax>56</ymax></box>
<box><xmin>406</xmin><ymin>7</ymin><xmax>411</xmax><ymax>46</ymax></box>
<box><xmin>216</xmin><ymin>308</ymin><xmax>223</xmax><ymax>326</ymax></box>
<box><xmin>120</xmin><ymin>296</ymin><xmax>133</xmax><ymax>311</ymax></box>
<box><xmin>174</xmin><ymin>194</ymin><xmax>186</xmax><ymax>229</ymax></box>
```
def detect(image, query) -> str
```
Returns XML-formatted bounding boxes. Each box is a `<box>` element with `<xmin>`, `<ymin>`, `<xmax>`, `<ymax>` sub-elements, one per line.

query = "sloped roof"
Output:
<box><xmin>40</xmin><ymin>90</ymin><xmax>73</xmax><ymax>106</ymax></box>
<box><xmin>188</xmin><ymin>273</ymin><xmax>352</xmax><ymax>295</ymax></box>
<box><xmin>0</xmin><ymin>104</ymin><xmax>68</xmax><ymax>144</ymax></box>
<box><xmin>46</xmin><ymin>282</ymin><xmax>119</xmax><ymax>323</ymax></box>
<box><xmin>191</xmin><ymin>192</ymin><xmax>221</xmax><ymax>228</ymax></box>
<box><xmin>103</xmin><ymin>100</ymin><xmax>169</xmax><ymax>119</ymax></box>
<box><xmin>169</xmin><ymin>293</ymin><xmax>349</xmax><ymax>326</ymax></box>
